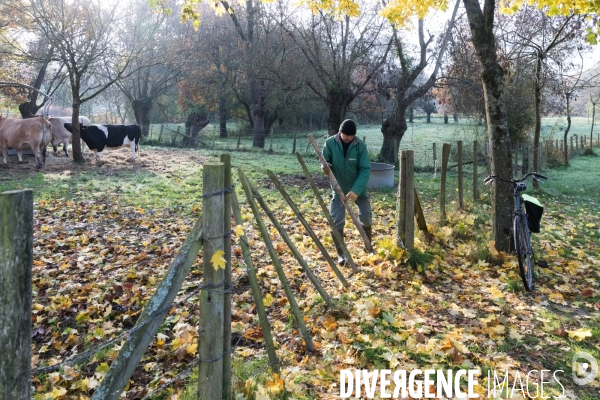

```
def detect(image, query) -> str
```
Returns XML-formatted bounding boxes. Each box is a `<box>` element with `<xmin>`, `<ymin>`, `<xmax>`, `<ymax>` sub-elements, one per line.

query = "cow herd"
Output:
<box><xmin>0</xmin><ymin>115</ymin><xmax>142</xmax><ymax>169</ymax></box>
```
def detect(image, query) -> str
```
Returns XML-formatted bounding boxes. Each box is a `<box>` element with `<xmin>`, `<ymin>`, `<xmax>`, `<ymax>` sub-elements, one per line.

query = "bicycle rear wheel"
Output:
<box><xmin>514</xmin><ymin>213</ymin><xmax>534</xmax><ymax>291</ymax></box>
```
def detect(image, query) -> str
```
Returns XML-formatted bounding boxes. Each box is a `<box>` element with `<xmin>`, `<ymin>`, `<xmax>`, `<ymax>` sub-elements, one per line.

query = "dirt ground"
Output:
<box><xmin>0</xmin><ymin>146</ymin><xmax>212</xmax><ymax>178</ymax></box>
<box><xmin>0</xmin><ymin>146</ymin><xmax>331</xmax><ymax>189</ymax></box>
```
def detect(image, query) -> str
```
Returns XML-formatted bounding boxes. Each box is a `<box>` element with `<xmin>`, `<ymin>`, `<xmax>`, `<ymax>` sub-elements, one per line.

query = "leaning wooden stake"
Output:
<box><xmin>296</xmin><ymin>153</ymin><xmax>357</xmax><ymax>272</ymax></box>
<box><xmin>440</xmin><ymin>143</ymin><xmax>451</xmax><ymax>224</ymax></box>
<box><xmin>231</xmin><ymin>192</ymin><xmax>279</xmax><ymax>372</ymax></box>
<box><xmin>238</xmin><ymin>170</ymin><xmax>315</xmax><ymax>352</ymax></box>
<box><xmin>414</xmin><ymin>188</ymin><xmax>428</xmax><ymax>233</ymax></box>
<box><xmin>0</xmin><ymin>190</ymin><xmax>33</xmax><ymax>400</ymax></box>
<box><xmin>220</xmin><ymin>154</ymin><xmax>232</xmax><ymax>400</ymax></box>
<box><xmin>92</xmin><ymin>224</ymin><xmax>204</xmax><ymax>400</ymax></box>
<box><xmin>250</xmin><ymin>181</ymin><xmax>335</xmax><ymax>303</ymax></box>
<box><xmin>308</xmin><ymin>134</ymin><xmax>373</xmax><ymax>252</ymax></box>
<box><xmin>266</xmin><ymin>170</ymin><xmax>350</xmax><ymax>286</ymax></box>
<box><xmin>199</xmin><ymin>163</ymin><xmax>225</xmax><ymax>400</ymax></box>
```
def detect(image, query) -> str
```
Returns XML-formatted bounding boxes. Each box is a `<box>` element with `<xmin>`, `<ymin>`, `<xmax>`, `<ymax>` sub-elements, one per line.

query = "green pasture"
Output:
<box><xmin>143</xmin><ymin>116</ymin><xmax>599</xmax><ymax>171</ymax></box>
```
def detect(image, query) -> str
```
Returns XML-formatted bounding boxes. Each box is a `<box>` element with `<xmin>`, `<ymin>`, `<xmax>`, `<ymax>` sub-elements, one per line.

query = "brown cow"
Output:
<box><xmin>0</xmin><ymin>116</ymin><xmax>52</xmax><ymax>169</ymax></box>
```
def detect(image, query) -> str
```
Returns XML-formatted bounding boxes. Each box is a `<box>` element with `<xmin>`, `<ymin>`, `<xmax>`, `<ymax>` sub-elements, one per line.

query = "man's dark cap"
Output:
<box><xmin>339</xmin><ymin>119</ymin><xmax>357</xmax><ymax>136</ymax></box>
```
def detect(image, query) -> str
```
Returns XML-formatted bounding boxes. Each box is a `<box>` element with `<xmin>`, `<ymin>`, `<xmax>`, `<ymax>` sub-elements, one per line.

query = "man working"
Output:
<box><xmin>322</xmin><ymin>119</ymin><xmax>372</xmax><ymax>265</ymax></box>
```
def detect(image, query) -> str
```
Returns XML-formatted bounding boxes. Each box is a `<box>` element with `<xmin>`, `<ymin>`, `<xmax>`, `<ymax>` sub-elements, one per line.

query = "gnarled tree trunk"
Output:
<box><xmin>463</xmin><ymin>0</ymin><xmax>513</xmax><ymax>252</ymax></box>
<box><xmin>186</xmin><ymin>112</ymin><xmax>210</xmax><ymax>147</ymax></box>
<box><xmin>132</xmin><ymin>98</ymin><xmax>152</xmax><ymax>137</ymax></box>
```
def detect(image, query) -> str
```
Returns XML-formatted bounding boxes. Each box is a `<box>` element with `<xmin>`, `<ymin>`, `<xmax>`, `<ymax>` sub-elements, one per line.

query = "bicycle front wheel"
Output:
<box><xmin>514</xmin><ymin>213</ymin><xmax>534</xmax><ymax>291</ymax></box>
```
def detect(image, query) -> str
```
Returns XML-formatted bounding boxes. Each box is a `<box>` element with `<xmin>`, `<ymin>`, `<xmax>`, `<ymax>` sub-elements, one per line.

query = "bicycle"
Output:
<box><xmin>484</xmin><ymin>172</ymin><xmax>548</xmax><ymax>291</ymax></box>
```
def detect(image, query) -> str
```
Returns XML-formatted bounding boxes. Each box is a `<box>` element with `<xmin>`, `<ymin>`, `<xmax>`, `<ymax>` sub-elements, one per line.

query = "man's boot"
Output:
<box><xmin>364</xmin><ymin>226</ymin><xmax>372</xmax><ymax>246</ymax></box>
<box><xmin>332</xmin><ymin>229</ymin><xmax>346</xmax><ymax>266</ymax></box>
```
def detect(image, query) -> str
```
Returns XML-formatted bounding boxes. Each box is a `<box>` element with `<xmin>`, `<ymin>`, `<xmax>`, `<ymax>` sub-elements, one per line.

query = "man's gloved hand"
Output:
<box><xmin>346</xmin><ymin>191</ymin><xmax>358</xmax><ymax>202</ymax></box>
<box><xmin>322</xmin><ymin>163</ymin><xmax>331</xmax><ymax>176</ymax></box>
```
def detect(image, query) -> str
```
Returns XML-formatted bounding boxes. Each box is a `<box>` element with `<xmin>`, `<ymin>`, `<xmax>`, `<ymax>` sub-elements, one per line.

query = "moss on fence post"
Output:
<box><xmin>0</xmin><ymin>190</ymin><xmax>33</xmax><ymax>400</ymax></box>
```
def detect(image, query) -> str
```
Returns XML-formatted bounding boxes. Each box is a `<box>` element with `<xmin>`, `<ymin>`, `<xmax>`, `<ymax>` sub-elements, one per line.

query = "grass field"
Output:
<box><xmin>1</xmin><ymin>117</ymin><xmax>599</xmax><ymax>400</ymax></box>
<box><xmin>145</xmin><ymin>116</ymin><xmax>600</xmax><ymax>171</ymax></box>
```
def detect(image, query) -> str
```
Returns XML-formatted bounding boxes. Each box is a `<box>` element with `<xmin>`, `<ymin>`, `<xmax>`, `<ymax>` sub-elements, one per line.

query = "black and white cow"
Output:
<box><xmin>64</xmin><ymin>123</ymin><xmax>141</xmax><ymax>162</ymax></box>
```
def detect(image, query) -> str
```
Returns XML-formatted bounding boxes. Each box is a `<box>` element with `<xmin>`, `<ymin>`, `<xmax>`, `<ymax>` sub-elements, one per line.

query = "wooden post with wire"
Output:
<box><xmin>220</xmin><ymin>154</ymin><xmax>232</xmax><ymax>400</ymax></box>
<box><xmin>440</xmin><ymin>143</ymin><xmax>451</xmax><ymax>224</ymax></box>
<box><xmin>198</xmin><ymin>163</ymin><xmax>225</xmax><ymax>400</ymax></box>
<box><xmin>308</xmin><ymin>134</ymin><xmax>373</xmax><ymax>252</ymax></box>
<box><xmin>397</xmin><ymin>151</ymin><xmax>414</xmax><ymax>250</ymax></box>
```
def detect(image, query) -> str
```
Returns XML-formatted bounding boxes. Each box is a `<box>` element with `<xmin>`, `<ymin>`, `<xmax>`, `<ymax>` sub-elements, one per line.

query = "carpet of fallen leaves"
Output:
<box><xmin>11</xmin><ymin>149</ymin><xmax>600</xmax><ymax>400</ymax></box>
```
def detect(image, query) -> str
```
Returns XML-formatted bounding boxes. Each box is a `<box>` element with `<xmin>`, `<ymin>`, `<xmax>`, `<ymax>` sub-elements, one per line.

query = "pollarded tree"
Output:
<box><xmin>25</xmin><ymin>0</ymin><xmax>154</xmax><ymax>163</ymax></box>
<box><xmin>116</xmin><ymin>0</ymin><xmax>186</xmax><ymax>137</ymax></box>
<box><xmin>503</xmin><ymin>6</ymin><xmax>588</xmax><ymax>184</ymax></box>
<box><xmin>284</xmin><ymin>0</ymin><xmax>393</xmax><ymax>136</ymax></box>
<box><xmin>0</xmin><ymin>2</ymin><xmax>67</xmax><ymax>118</ymax></box>
<box><xmin>378</xmin><ymin>1</ymin><xmax>460</xmax><ymax>163</ymax></box>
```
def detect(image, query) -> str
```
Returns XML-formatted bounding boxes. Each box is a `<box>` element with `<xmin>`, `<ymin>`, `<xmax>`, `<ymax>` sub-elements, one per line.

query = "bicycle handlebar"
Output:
<box><xmin>484</xmin><ymin>172</ymin><xmax>548</xmax><ymax>185</ymax></box>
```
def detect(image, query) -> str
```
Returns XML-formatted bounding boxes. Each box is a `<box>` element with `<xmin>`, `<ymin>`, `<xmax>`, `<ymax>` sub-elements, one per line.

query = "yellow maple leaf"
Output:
<box><xmin>509</xmin><ymin>328</ymin><xmax>523</xmax><ymax>341</ymax></box>
<box><xmin>235</xmin><ymin>225</ymin><xmax>245</xmax><ymax>238</ymax></box>
<box><xmin>263</xmin><ymin>293</ymin><xmax>274</xmax><ymax>307</ymax></box>
<box><xmin>210</xmin><ymin>250</ymin><xmax>226</xmax><ymax>271</ymax></box>
<box><xmin>566</xmin><ymin>328</ymin><xmax>592</xmax><ymax>341</ymax></box>
<box><xmin>265</xmin><ymin>373</ymin><xmax>285</xmax><ymax>395</ymax></box>
<box><xmin>186</xmin><ymin>342</ymin><xmax>198</xmax><ymax>355</ymax></box>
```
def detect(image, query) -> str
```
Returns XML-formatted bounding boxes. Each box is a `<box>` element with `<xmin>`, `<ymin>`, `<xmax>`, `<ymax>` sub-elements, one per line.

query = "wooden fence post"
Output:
<box><xmin>220</xmin><ymin>155</ymin><xmax>232</xmax><ymax>400</ymax></box>
<box><xmin>292</xmin><ymin>131</ymin><xmax>297</xmax><ymax>154</ymax></box>
<box><xmin>472</xmin><ymin>141</ymin><xmax>479</xmax><ymax>200</ymax></box>
<box><xmin>432</xmin><ymin>143</ymin><xmax>437</xmax><ymax>177</ymax></box>
<box><xmin>0</xmin><ymin>190</ymin><xmax>33</xmax><ymax>400</ymax></box>
<box><xmin>457</xmin><ymin>141</ymin><xmax>463</xmax><ymax>210</ymax></box>
<box><xmin>199</xmin><ymin>163</ymin><xmax>225</xmax><ymax>400</ymax></box>
<box><xmin>397</xmin><ymin>150</ymin><xmax>415</xmax><ymax>250</ymax></box>
<box><xmin>571</xmin><ymin>136</ymin><xmax>574</xmax><ymax>155</ymax></box>
<box><xmin>538</xmin><ymin>145</ymin><xmax>543</xmax><ymax>172</ymax></box>
<box><xmin>576</xmin><ymin>135</ymin><xmax>579</xmax><ymax>151</ymax></box>
<box><xmin>157</xmin><ymin>125</ymin><xmax>164</xmax><ymax>144</ymax></box>
<box><xmin>439</xmin><ymin>143</ymin><xmax>451</xmax><ymax>224</ymax></box>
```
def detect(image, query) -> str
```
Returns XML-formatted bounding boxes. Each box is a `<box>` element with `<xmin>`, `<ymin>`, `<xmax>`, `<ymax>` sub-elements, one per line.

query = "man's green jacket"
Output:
<box><xmin>322</xmin><ymin>133</ymin><xmax>371</xmax><ymax>198</ymax></box>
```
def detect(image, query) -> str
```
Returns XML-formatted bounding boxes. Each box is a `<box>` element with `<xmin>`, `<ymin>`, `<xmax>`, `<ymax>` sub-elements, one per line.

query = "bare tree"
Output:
<box><xmin>26</xmin><ymin>0</ymin><xmax>152</xmax><ymax>163</ymax></box>
<box><xmin>284</xmin><ymin>1</ymin><xmax>392</xmax><ymax>136</ymax></box>
<box><xmin>504</xmin><ymin>8</ymin><xmax>588</xmax><ymax>184</ymax></box>
<box><xmin>378</xmin><ymin>0</ymin><xmax>460</xmax><ymax>163</ymax></box>
<box><xmin>116</xmin><ymin>0</ymin><xmax>185</xmax><ymax>137</ymax></box>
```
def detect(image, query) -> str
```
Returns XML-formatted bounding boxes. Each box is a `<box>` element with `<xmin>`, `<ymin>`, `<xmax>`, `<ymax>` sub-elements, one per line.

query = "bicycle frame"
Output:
<box><xmin>484</xmin><ymin>171</ymin><xmax>548</xmax><ymax>291</ymax></box>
